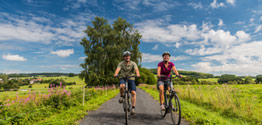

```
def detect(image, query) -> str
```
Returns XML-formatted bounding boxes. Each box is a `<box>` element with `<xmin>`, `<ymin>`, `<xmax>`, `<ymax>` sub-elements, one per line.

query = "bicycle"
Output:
<box><xmin>115</xmin><ymin>75</ymin><xmax>137</xmax><ymax>125</ymax></box>
<box><xmin>159</xmin><ymin>75</ymin><xmax>181</xmax><ymax>125</ymax></box>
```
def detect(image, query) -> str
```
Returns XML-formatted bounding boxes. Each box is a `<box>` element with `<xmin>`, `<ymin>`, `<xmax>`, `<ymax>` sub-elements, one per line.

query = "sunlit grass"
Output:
<box><xmin>139</xmin><ymin>84</ymin><xmax>262</xmax><ymax>124</ymax></box>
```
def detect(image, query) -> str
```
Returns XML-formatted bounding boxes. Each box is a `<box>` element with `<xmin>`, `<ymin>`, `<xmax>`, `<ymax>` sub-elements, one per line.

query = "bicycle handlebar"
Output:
<box><xmin>114</xmin><ymin>75</ymin><xmax>139</xmax><ymax>79</ymax></box>
<box><xmin>159</xmin><ymin>75</ymin><xmax>181</xmax><ymax>79</ymax></box>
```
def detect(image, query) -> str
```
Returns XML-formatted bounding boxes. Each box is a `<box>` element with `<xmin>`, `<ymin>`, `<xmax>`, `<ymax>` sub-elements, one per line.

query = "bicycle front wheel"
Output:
<box><xmin>170</xmin><ymin>93</ymin><xmax>181</xmax><ymax>125</ymax></box>
<box><xmin>124</xmin><ymin>92</ymin><xmax>129</xmax><ymax>125</ymax></box>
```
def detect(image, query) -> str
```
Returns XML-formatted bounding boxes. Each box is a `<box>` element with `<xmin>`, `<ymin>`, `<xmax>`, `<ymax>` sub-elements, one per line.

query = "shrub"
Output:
<box><xmin>255</xmin><ymin>75</ymin><xmax>262</xmax><ymax>84</ymax></box>
<box><xmin>137</xmin><ymin>72</ymin><xmax>148</xmax><ymax>84</ymax></box>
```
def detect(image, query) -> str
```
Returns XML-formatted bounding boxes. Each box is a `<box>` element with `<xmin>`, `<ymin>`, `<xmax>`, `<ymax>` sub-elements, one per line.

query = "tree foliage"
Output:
<box><xmin>80</xmin><ymin>17</ymin><xmax>142</xmax><ymax>86</ymax></box>
<box><xmin>136</xmin><ymin>68</ymin><xmax>157</xmax><ymax>85</ymax></box>
<box><xmin>255</xmin><ymin>75</ymin><xmax>262</xmax><ymax>84</ymax></box>
<box><xmin>218</xmin><ymin>74</ymin><xmax>242</xmax><ymax>84</ymax></box>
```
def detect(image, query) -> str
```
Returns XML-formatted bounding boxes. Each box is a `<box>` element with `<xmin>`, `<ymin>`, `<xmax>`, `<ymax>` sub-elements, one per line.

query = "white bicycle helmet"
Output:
<box><xmin>162</xmin><ymin>51</ymin><xmax>171</xmax><ymax>57</ymax></box>
<box><xmin>123</xmin><ymin>51</ymin><xmax>131</xmax><ymax>56</ymax></box>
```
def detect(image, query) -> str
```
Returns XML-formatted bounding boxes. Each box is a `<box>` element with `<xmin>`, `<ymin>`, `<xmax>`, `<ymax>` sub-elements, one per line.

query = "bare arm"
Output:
<box><xmin>157</xmin><ymin>66</ymin><xmax>161</xmax><ymax>78</ymax></box>
<box><xmin>114</xmin><ymin>68</ymin><xmax>121</xmax><ymax>77</ymax></box>
<box><xmin>172</xmin><ymin>66</ymin><xmax>180</xmax><ymax>76</ymax></box>
<box><xmin>135</xmin><ymin>68</ymin><xmax>140</xmax><ymax>77</ymax></box>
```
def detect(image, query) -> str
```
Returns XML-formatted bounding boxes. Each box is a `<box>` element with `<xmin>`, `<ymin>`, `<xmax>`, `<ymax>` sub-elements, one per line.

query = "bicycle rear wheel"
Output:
<box><xmin>170</xmin><ymin>93</ymin><xmax>181</xmax><ymax>125</ymax></box>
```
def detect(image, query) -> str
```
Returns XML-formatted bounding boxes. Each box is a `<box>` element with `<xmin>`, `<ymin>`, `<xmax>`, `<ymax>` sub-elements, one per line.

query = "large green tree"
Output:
<box><xmin>80</xmin><ymin>17</ymin><xmax>142</xmax><ymax>86</ymax></box>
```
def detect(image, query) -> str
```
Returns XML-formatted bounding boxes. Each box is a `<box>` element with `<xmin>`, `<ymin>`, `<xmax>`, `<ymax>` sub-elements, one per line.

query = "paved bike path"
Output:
<box><xmin>79</xmin><ymin>88</ymin><xmax>189</xmax><ymax>125</ymax></box>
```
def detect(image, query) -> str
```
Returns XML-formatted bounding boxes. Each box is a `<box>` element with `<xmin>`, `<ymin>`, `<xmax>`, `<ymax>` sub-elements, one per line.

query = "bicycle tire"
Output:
<box><xmin>170</xmin><ymin>93</ymin><xmax>181</xmax><ymax>125</ymax></box>
<box><xmin>124</xmin><ymin>91</ymin><xmax>129</xmax><ymax>125</ymax></box>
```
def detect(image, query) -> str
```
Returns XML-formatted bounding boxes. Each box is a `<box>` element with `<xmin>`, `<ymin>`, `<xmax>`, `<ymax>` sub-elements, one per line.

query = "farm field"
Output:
<box><xmin>139</xmin><ymin>84</ymin><xmax>262</xmax><ymax>124</ymax></box>
<box><xmin>0</xmin><ymin>76</ymin><xmax>85</xmax><ymax>100</ymax></box>
<box><xmin>198</xmin><ymin>78</ymin><xmax>218</xmax><ymax>82</ymax></box>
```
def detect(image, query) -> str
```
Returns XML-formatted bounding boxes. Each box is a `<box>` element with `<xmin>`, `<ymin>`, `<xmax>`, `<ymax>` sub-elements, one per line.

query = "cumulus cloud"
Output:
<box><xmin>2</xmin><ymin>54</ymin><xmax>27</xmax><ymax>61</ymax></box>
<box><xmin>186</xmin><ymin>29</ymin><xmax>250</xmax><ymax>55</ymax></box>
<box><xmin>113</xmin><ymin>0</ymin><xmax>179</xmax><ymax>11</ymax></box>
<box><xmin>142</xmin><ymin>53</ymin><xmax>189</xmax><ymax>63</ymax></box>
<box><xmin>152</xmin><ymin>44</ymin><xmax>158</xmax><ymax>50</ymax></box>
<box><xmin>210</xmin><ymin>0</ymin><xmax>225</xmax><ymax>8</ymax></box>
<box><xmin>188</xmin><ymin>2</ymin><xmax>203</xmax><ymax>9</ymax></box>
<box><xmin>0</xmin><ymin>12</ymin><xmax>93</xmax><ymax>46</ymax></box>
<box><xmin>136</xmin><ymin>19</ymin><xmax>201</xmax><ymax>44</ymax></box>
<box><xmin>192</xmin><ymin>41</ymin><xmax>262</xmax><ymax>75</ymax></box>
<box><xmin>255</xmin><ymin>25</ymin><xmax>262</xmax><ymax>33</ymax></box>
<box><xmin>0</xmin><ymin>20</ymin><xmax>54</xmax><ymax>44</ymax></box>
<box><xmin>50</xmin><ymin>49</ymin><xmax>74</xmax><ymax>57</ymax></box>
<box><xmin>218</xmin><ymin>19</ymin><xmax>224</xmax><ymax>27</ymax></box>
<box><xmin>226</xmin><ymin>0</ymin><xmax>235</xmax><ymax>6</ymax></box>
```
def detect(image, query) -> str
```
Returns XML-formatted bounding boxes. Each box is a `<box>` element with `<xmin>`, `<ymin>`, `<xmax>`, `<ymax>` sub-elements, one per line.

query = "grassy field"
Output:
<box><xmin>139</xmin><ymin>84</ymin><xmax>262</xmax><ymax>124</ymax></box>
<box><xmin>0</xmin><ymin>76</ymin><xmax>85</xmax><ymax>100</ymax></box>
<box><xmin>198</xmin><ymin>78</ymin><xmax>218</xmax><ymax>82</ymax></box>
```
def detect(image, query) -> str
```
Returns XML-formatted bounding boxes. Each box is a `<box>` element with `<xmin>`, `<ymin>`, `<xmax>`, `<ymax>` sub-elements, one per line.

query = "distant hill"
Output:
<box><xmin>148</xmin><ymin>68</ymin><xmax>214</xmax><ymax>79</ymax></box>
<box><xmin>5</xmin><ymin>73</ymin><xmax>77</xmax><ymax>77</ymax></box>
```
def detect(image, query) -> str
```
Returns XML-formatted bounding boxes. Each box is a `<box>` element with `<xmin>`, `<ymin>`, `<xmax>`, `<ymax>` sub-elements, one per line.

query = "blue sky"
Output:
<box><xmin>0</xmin><ymin>0</ymin><xmax>262</xmax><ymax>76</ymax></box>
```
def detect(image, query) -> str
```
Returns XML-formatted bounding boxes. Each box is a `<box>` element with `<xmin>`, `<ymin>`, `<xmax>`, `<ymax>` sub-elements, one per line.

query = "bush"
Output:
<box><xmin>137</xmin><ymin>68</ymin><xmax>157</xmax><ymax>85</ymax></box>
<box><xmin>200</xmin><ymin>80</ymin><xmax>217</xmax><ymax>85</ymax></box>
<box><xmin>243</xmin><ymin>76</ymin><xmax>254</xmax><ymax>84</ymax></box>
<box><xmin>173</xmin><ymin>76</ymin><xmax>199</xmax><ymax>85</ymax></box>
<box><xmin>137</xmin><ymin>72</ymin><xmax>147</xmax><ymax>84</ymax></box>
<box><xmin>218</xmin><ymin>74</ymin><xmax>242</xmax><ymax>84</ymax></box>
<box><xmin>49</xmin><ymin>79</ymin><xmax>67</xmax><ymax>88</ymax></box>
<box><xmin>2</xmin><ymin>80</ymin><xmax>20</xmax><ymax>91</ymax></box>
<box><xmin>255</xmin><ymin>75</ymin><xmax>262</xmax><ymax>84</ymax></box>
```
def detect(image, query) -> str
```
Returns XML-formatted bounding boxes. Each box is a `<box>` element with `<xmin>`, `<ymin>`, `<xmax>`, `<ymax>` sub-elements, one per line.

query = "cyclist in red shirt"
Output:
<box><xmin>157</xmin><ymin>51</ymin><xmax>182</xmax><ymax>110</ymax></box>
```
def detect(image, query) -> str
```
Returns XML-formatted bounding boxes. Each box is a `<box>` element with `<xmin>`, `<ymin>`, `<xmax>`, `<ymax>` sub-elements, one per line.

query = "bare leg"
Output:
<box><xmin>159</xmin><ymin>85</ymin><xmax>164</xmax><ymax>104</ymax></box>
<box><xmin>120</xmin><ymin>84</ymin><xmax>125</xmax><ymax>97</ymax></box>
<box><xmin>131</xmin><ymin>91</ymin><xmax>136</xmax><ymax>107</ymax></box>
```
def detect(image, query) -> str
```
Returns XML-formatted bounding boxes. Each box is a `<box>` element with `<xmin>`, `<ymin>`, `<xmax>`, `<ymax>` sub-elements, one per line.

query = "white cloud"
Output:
<box><xmin>79</xmin><ymin>57</ymin><xmax>86</xmax><ymax>60</ymax></box>
<box><xmin>250</xmin><ymin>18</ymin><xmax>255</xmax><ymax>23</ymax></box>
<box><xmin>236</xmin><ymin>31</ymin><xmax>251</xmax><ymax>42</ymax></box>
<box><xmin>192</xmin><ymin>41</ymin><xmax>262</xmax><ymax>75</ymax></box>
<box><xmin>152</xmin><ymin>44</ymin><xmax>158</xmax><ymax>50</ymax></box>
<box><xmin>226</xmin><ymin>0</ymin><xmax>235</xmax><ymax>6</ymax></box>
<box><xmin>0</xmin><ymin>12</ymin><xmax>93</xmax><ymax>46</ymax></box>
<box><xmin>113</xmin><ymin>0</ymin><xmax>179</xmax><ymax>11</ymax></box>
<box><xmin>0</xmin><ymin>22</ymin><xmax>54</xmax><ymax>44</ymax></box>
<box><xmin>142</xmin><ymin>53</ymin><xmax>189</xmax><ymax>63</ymax></box>
<box><xmin>2</xmin><ymin>54</ymin><xmax>27</xmax><ymax>61</ymax></box>
<box><xmin>255</xmin><ymin>25</ymin><xmax>262</xmax><ymax>33</ymax></box>
<box><xmin>185</xmin><ymin>46</ymin><xmax>222</xmax><ymax>56</ymax></box>
<box><xmin>234</xmin><ymin>21</ymin><xmax>245</xmax><ymax>25</ymax></box>
<box><xmin>136</xmin><ymin>19</ymin><xmax>201</xmax><ymax>44</ymax></box>
<box><xmin>175</xmin><ymin>42</ymin><xmax>181</xmax><ymax>48</ymax></box>
<box><xmin>0</xmin><ymin>44</ymin><xmax>23</xmax><ymax>50</ymax></box>
<box><xmin>218</xmin><ymin>19</ymin><xmax>224</xmax><ymax>27</ymax></box>
<box><xmin>50</xmin><ymin>49</ymin><xmax>74</xmax><ymax>57</ymax></box>
<box><xmin>186</xmin><ymin>29</ymin><xmax>250</xmax><ymax>55</ymax></box>
<box><xmin>260</xmin><ymin>16</ymin><xmax>262</xmax><ymax>21</ymax></box>
<box><xmin>188</xmin><ymin>2</ymin><xmax>203</xmax><ymax>9</ymax></box>
<box><xmin>210</xmin><ymin>0</ymin><xmax>225</xmax><ymax>8</ymax></box>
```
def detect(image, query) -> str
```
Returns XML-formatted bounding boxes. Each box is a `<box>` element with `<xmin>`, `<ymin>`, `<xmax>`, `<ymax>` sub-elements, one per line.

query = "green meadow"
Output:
<box><xmin>0</xmin><ymin>76</ymin><xmax>85</xmax><ymax>100</ymax></box>
<box><xmin>139</xmin><ymin>84</ymin><xmax>262</xmax><ymax>124</ymax></box>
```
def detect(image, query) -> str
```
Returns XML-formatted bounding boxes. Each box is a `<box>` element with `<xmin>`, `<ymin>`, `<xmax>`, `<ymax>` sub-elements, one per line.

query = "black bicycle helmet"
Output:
<box><xmin>162</xmin><ymin>51</ymin><xmax>171</xmax><ymax>57</ymax></box>
<box><xmin>123</xmin><ymin>51</ymin><xmax>131</xmax><ymax>56</ymax></box>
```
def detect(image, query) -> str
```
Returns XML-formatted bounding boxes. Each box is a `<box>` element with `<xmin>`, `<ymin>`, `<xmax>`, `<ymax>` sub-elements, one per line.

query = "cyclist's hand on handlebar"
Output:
<box><xmin>157</xmin><ymin>74</ymin><xmax>161</xmax><ymax>78</ymax></box>
<box><xmin>177</xmin><ymin>74</ymin><xmax>182</xmax><ymax>78</ymax></box>
<box><xmin>114</xmin><ymin>75</ymin><xmax>119</xmax><ymax>77</ymax></box>
<box><xmin>136</xmin><ymin>74</ymin><xmax>140</xmax><ymax>78</ymax></box>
